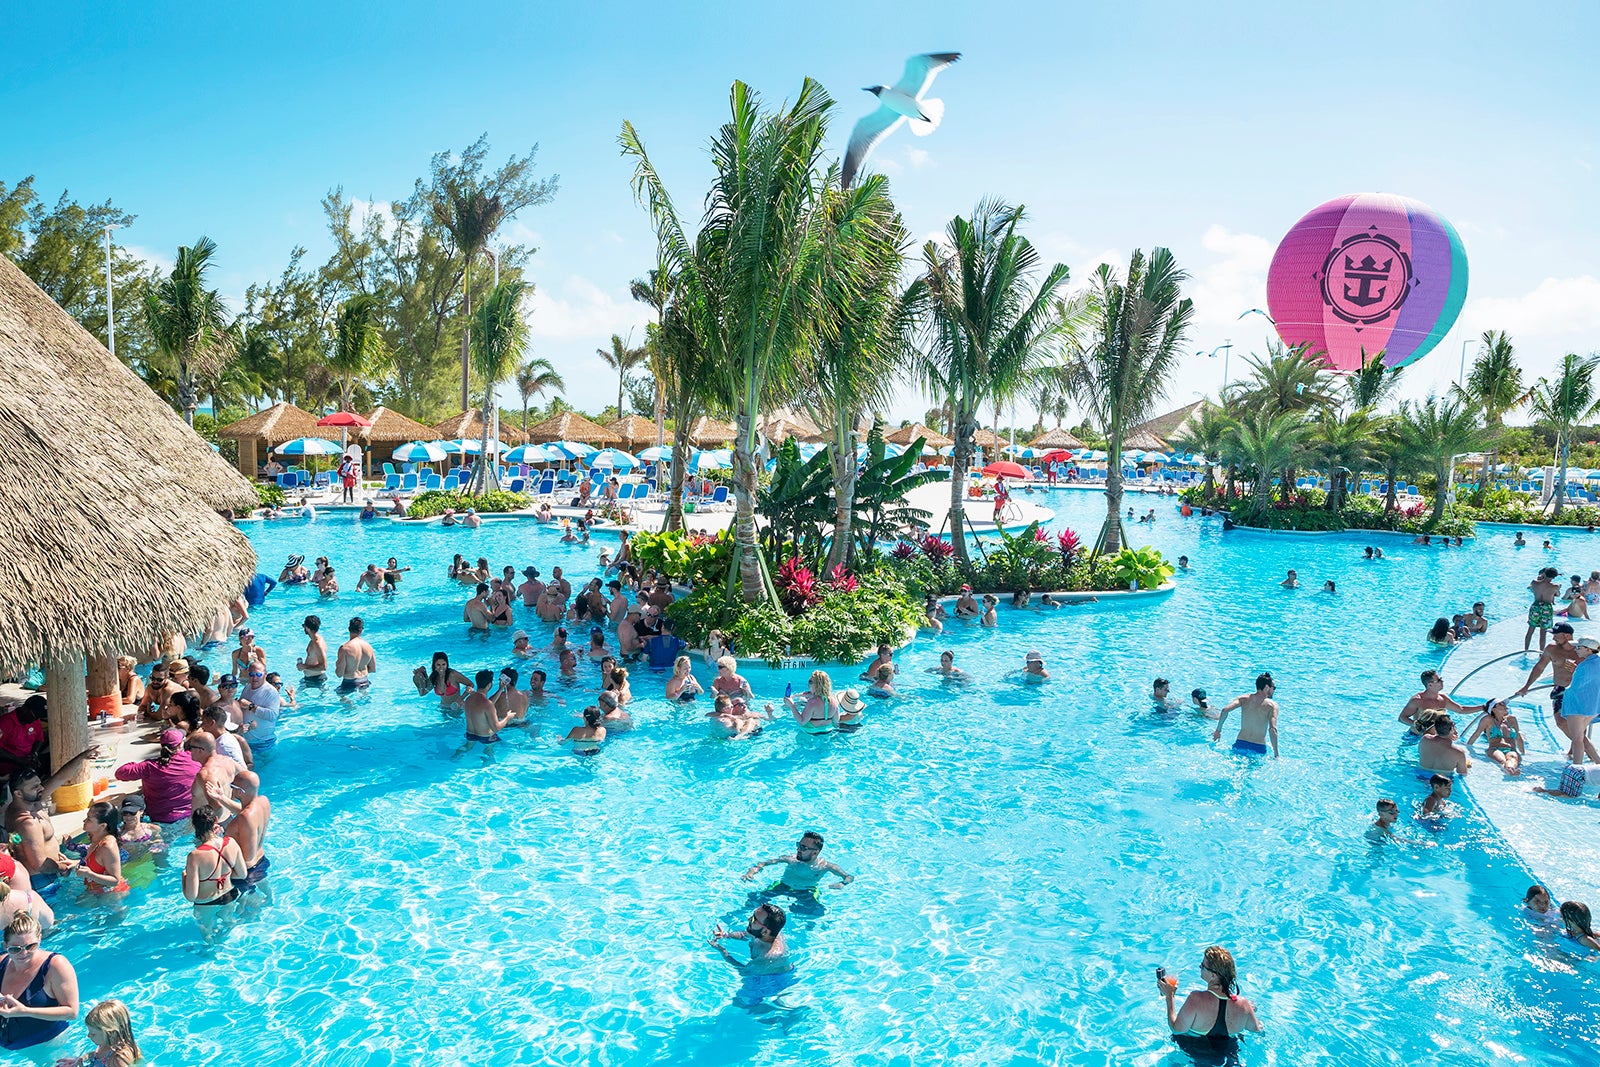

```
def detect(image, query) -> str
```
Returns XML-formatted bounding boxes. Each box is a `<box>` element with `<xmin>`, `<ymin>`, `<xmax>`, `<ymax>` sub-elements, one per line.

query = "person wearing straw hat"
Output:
<box><xmin>837</xmin><ymin>689</ymin><xmax>866</xmax><ymax>730</ymax></box>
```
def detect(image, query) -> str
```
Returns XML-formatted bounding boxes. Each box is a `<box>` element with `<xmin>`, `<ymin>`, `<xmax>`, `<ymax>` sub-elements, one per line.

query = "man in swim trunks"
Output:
<box><xmin>495</xmin><ymin>668</ymin><xmax>530</xmax><ymax>726</ymax></box>
<box><xmin>1212</xmin><ymin>672</ymin><xmax>1279</xmax><ymax>758</ymax></box>
<box><xmin>356</xmin><ymin>564</ymin><xmax>384</xmax><ymax>593</ymax></box>
<box><xmin>464</xmin><ymin>583</ymin><xmax>492</xmax><ymax>632</ymax></box>
<box><xmin>1280</xmin><ymin>570</ymin><xmax>1299</xmax><ymax>589</ymax></box>
<box><xmin>860</xmin><ymin>644</ymin><xmax>896</xmax><ymax>683</ymax></box>
<box><xmin>1152</xmin><ymin>678</ymin><xmax>1182</xmax><ymax>710</ymax></box>
<box><xmin>1552</xmin><ymin>636</ymin><xmax>1600</xmax><ymax>766</ymax></box>
<box><xmin>1514</xmin><ymin>624</ymin><xmax>1600</xmax><ymax>763</ymax></box>
<box><xmin>710</xmin><ymin>903</ymin><xmax>793</xmax><ymax>979</ymax></box>
<box><xmin>459</xmin><ymin>670</ymin><xmax>511</xmax><ymax>753</ymax></box>
<box><xmin>336</xmin><ymin>617</ymin><xmax>377</xmax><ymax>695</ymax></box>
<box><xmin>549</xmin><ymin>566</ymin><xmax>573</xmax><ymax>601</ymax></box>
<box><xmin>5</xmin><ymin>746</ymin><xmax>98</xmax><ymax>882</ymax></box>
<box><xmin>742</xmin><ymin>831</ymin><xmax>854</xmax><ymax>899</ymax></box>
<box><xmin>1526</xmin><ymin>568</ymin><xmax>1561</xmax><ymax>651</ymax></box>
<box><xmin>1399</xmin><ymin>670</ymin><xmax>1469</xmax><ymax>737</ymax></box>
<box><xmin>297</xmin><ymin>615</ymin><xmax>328</xmax><ymax>683</ymax></box>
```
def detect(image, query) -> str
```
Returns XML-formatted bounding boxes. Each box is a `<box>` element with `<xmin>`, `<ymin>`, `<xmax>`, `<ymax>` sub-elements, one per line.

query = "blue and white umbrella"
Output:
<box><xmin>274</xmin><ymin>437</ymin><xmax>342</xmax><ymax>457</ymax></box>
<box><xmin>693</xmin><ymin>449</ymin><xmax>732</xmax><ymax>471</ymax></box>
<box><xmin>547</xmin><ymin>440</ymin><xmax>598</xmax><ymax>460</ymax></box>
<box><xmin>433</xmin><ymin>438</ymin><xmax>480</xmax><ymax>455</ymax></box>
<box><xmin>393</xmin><ymin>440</ymin><xmax>446</xmax><ymax>463</ymax></box>
<box><xmin>883</xmin><ymin>442</ymin><xmax>905</xmax><ymax>458</ymax></box>
<box><xmin>1143</xmin><ymin>452</ymin><xmax>1171</xmax><ymax>464</ymax></box>
<box><xmin>587</xmin><ymin>448</ymin><xmax>640</xmax><ymax>470</ymax></box>
<box><xmin>797</xmin><ymin>442</ymin><xmax>824</xmax><ymax>460</ymax></box>
<box><xmin>938</xmin><ymin>444</ymin><xmax>957</xmax><ymax>457</ymax></box>
<box><xmin>638</xmin><ymin>445</ymin><xmax>674</xmax><ymax>462</ymax></box>
<box><xmin>505</xmin><ymin>443</ymin><xmax>556</xmax><ymax>464</ymax></box>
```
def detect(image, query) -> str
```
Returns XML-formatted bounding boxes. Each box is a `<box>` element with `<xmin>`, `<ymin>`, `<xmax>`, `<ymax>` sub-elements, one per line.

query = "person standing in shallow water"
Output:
<box><xmin>1527</xmin><ymin>567</ymin><xmax>1561</xmax><ymax>651</ymax></box>
<box><xmin>1156</xmin><ymin>945</ymin><xmax>1263</xmax><ymax>1049</ymax></box>
<box><xmin>1212</xmin><ymin>673</ymin><xmax>1279</xmax><ymax>758</ymax></box>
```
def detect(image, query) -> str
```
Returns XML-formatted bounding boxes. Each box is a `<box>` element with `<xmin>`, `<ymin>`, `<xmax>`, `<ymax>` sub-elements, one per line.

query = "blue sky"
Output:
<box><xmin>7</xmin><ymin>1</ymin><xmax>1598</xmax><ymax>424</ymax></box>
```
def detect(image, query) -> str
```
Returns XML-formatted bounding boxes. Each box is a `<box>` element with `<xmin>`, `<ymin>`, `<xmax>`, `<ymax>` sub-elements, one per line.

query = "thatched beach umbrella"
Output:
<box><xmin>0</xmin><ymin>257</ymin><xmax>257</xmax><ymax>809</ymax></box>
<box><xmin>525</xmin><ymin>411</ymin><xmax>616</xmax><ymax>446</ymax></box>
<box><xmin>1028</xmin><ymin>427</ymin><xmax>1086</xmax><ymax>451</ymax></box>
<box><xmin>431</xmin><ymin>410</ymin><xmax>527</xmax><ymax>446</ymax></box>
<box><xmin>686</xmin><ymin>416</ymin><xmax>737</xmax><ymax>447</ymax></box>
<box><xmin>606</xmin><ymin>414</ymin><xmax>669</xmax><ymax>449</ymax></box>
<box><xmin>217</xmin><ymin>402</ymin><xmax>331</xmax><ymax>477</ymax></box>
<box><xmin>886</xmin><ymin>423</ymin><xmax>954</xmax><ymax>449</ymax></box>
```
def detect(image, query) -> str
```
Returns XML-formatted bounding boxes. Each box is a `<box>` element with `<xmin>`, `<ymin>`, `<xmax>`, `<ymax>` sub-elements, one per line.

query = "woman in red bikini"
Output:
<box><xmin>77</xmin><ymin>803</ymin><xmax>129</xmax><ymax>896</ymax></box>
<box><xmin>182</xmin><ymin>808</ymin><xmax>247</xmax><ymax>933</ymax></box>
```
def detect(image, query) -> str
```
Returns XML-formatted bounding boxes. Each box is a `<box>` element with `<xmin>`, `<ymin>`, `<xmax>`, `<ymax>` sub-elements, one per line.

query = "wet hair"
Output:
<box><xmin>581</xmin><ymin>706</ymin><xmax>603</xmax><ymax>728</ymax></box>
<box><xmin>1153</xmin><ymin>678</ymin><xmax>1169</xmax><ymax>689</ymax></box>
<box><xmin>531</xmin><ymin>670</ymin><xmax>547</xmax><ymax>684</ymax></box>
<box><xmin>1428</xmin><ymin>618</ymin><xmax>1452</xmax><ymax>641</ymax></box>
<box><xmin>475</xmin><ymin>669</ymin><xmax>495</xmax><ymax>690</ymax></box>
<box><xmin>1429</xmin><ymin>773</ymin><xmax>1452</xmax><ymax>788</ymax></box>
<box><xmin>350</xmin><ymin>617</ymin><xmax>364</xmax><ymax>635</ymax></box>
<box><xmin>304</xmin><ymin>615</ymin><xmax>321</xmax><ymax>633</ymax></box>
<box><xmin>799</xmin><ymin>831</ymin><xmax>824</xmax><ymax>849</ymax></box>
<box><xmin>1255</xmin><ymin>672</ymin><xmax>1273</xmax><ymax>691</ymax></box>
<box><xmin>500</xmin><ymin>668</ymin><xmax>518</xmax><ymax>686</ymax></box>
<box><xmin>476</xmin><ymin>583</ymin><xmax>489</xmax><ymax>595</ymax></box>
<box><xmin>1561</xmin><ymin>901</ymin><xmax>1595</xmax><ymax>938</ymax></box>
<box><xmin>1525</xmin><ymin>884</ymin><xmax>1550</xmax><ymax>905</ymax></box>
<box><xmin>750</xmin><ymin>903</ymin><xmax>786</xmax><ymax>937</ymax></box>
<box><xmin>1376</xmin><ymin>798</ymin><xmax>1398</xmax><ymax>813</ymax></box>
<box><xmin>191</xmin><ymin>805</ymin><xmax>222</xmax><ymax>840</ymax></box>
<box><xmin>190</xmin><ymin>663</ymin><xmax>211</xmax><ymax>685</ymax></box>
<box><xmin>430</xmin><ymin>653</ymin><xmax>451</xmax><ymax>687</ymax></box>
<box><xmin>1201</xmin><ymin>946</ymin><xmax>1238</xmax><ymax>995</ymax></box>
<box><xmin>84</xmin><ymin>1000</ymin><xmax>140</xmax><ymax>1063</ymax></box>
<box><xmin>86</xmin><ymin>801</ymin><xmax>124</xmax><ymax>837</ymax></box>
<box><xmin>1433</xmin><ymin>715</ymin><xmax>1456</xmax><ymax>736</ymax></box>
<box><xmin>1420</xmin><ymin>670</ymin><xmax>1441</xmax><ymax>686</ymax></box>
<box><xmin>809</xmin><ymin>670</ymin><xmax>833</xmax><ymax>700</ymax></box>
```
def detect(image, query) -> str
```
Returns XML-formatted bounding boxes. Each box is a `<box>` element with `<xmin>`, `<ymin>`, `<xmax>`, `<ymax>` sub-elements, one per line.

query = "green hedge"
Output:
<box><xmin>255</xmin><ymin>482</ymin><xmax>286</xmax><ymax>509</ymax></box>
<box><xmin>406</xmin><ymin>489</ymin><xmax>531</xmax><ymax>519</ymax></box>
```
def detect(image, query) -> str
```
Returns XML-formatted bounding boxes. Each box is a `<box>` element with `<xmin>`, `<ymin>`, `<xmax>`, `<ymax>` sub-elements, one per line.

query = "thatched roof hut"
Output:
<box><xmin>886</xmin><ymin>423</ymin><xmax>954</xmax><ymax>448</ymax></box>
<box><xmin>524</xmin><ymin>411</ymin><xmax>616</xmax><ymax>445</ymax></box>
<box><xmin>0</xmin><ymin>256</ymin><xmax>257</xmax><ymax>807</ymax></box>
<box><xmin>1124</xmin><ymin>429</ymin><xmax>1169</xmax><ymax>452</ymax></box>
<box><xmin>974</xmin><ymin>429</ymin><xmax>1004</xmax><ymax>449</ymax></box>
<box><xmin>360</xmin><ymin>406</ymin><xmax>439</xmax><ymax>443</ymax></box>
<box><xmin>1127</xmin><ymin>400</ymin><xmax>1208</xmax><ymax>451</ymax></box>
<box><xmin>760</xmin><ymin>408</ymin><xmax>824</xmax><ymax>442</ymax></box>
<box><xmin>1028</xmin><ymin>427</ymin><xmax>1085</xmax><ymax>450</ymax></box>
<box><xmin>432</xmin><ymin>410</ymin><xmax>527</xmax><ymax>445</ymax></box>
<box><xmin>216</xmin><ymin>402</ymin><xmax>334</xmax><ymax>478</ymax></box>
<box><xmin>686</xmin><ymin>416</ymin><xmax>737</xmax><ymax>447</ymax></box>
<box><xmin>607</xmin><ymin>414</ymin><xmax>668</xmax><ymax>448</ymax></box>
<box><xmin>0</xmin><ymin>257</ymin><xmax>258</xmax><ymax>511</ymax></box>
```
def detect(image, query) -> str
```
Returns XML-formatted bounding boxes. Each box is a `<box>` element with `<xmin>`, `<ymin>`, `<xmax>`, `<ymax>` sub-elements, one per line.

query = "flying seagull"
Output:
<box><xmin>842</xmin><ymin>52</ymin><xmax>961</xmax><ymax>190</ymax></box>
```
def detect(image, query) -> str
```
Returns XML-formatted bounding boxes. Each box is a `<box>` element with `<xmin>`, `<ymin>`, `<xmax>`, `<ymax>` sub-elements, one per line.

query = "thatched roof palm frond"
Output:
<box><xmin>1027</xmin><ymin>427</ymin><xmax>1084</xmax><ymax>449</ymax></box>
<box><xmin>0</xmin><ymin>255</ymin><xmax>258</xmax><ymax>513</ymax></box>
<box><xmin>360</xmin><ymin>407</ymin><xmax>439</xmax><ymax>444</ymax></box>
<box><xmin>216</xmin><ymin>402</ymin><xmax>330</xmax><ymax>447</ymax></box>
<box><xmin>0</xmin><ymin>257</ymin><xmax>257</xmax><ymax>672</ymax></box>
<box><xmin>886</xmin><ymin>422</ymin><xmax>954</xmax><ymax>448</ymax></box>
<box><xmin>1123</xmin><ymin>430</ymin><xmax>1168</xmax><ymax>451</ymax></box>
<box><xmin>524</xmin><ymin>411</ymin><xmax>616</xmax><ymax>445</ymax></box>
<box><xmin>431</xmin><ymin>411</ymin><xmax>527</xmax><ymax>444</ymax></box>
<box><xmin>686</xmin><ymin>416</ymin><xmax>737</xmax><ymax>447</ymax></box>
<box><xmin>607</xmin><ymin>414</ymin><xmax>668</xmax><ymax>447</ymax></box>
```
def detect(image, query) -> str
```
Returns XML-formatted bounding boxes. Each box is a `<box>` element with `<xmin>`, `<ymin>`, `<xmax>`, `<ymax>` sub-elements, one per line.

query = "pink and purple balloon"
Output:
<box><xmin>1265</xmin><ymin>193</ymin><xmax>1468</xmax><ymax>373</ymax></box>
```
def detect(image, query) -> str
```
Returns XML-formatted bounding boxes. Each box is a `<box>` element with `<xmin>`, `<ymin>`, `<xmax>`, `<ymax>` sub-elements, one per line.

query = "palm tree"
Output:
<box><xmin>1169</xmin><ymin>402</ymin><xmax>1235</xmax><ymax>499</ymax></box>
<box><xmin>1308</xmin><ymin>406</ymin><xmax>1376</xmax><ymax>510</ymax></box>
<box><xmin>631</xmin><ymin>269</ymin><xmax>673</xmax><ymax>452</ymax></box>
<box><xmin>1230</xmin><ymin>410</ymin><xmax>1308</xmax><ymax>506</ymax></box>
<box><xmin>656</xmin><ymin>287</ymin><xmax>717</xmax><ymax>533</ymax></box>
<box><xmin>909</xmin><ymin>199</ymin><xmax>1071</xmax><ymax>566</ymax></box>
<box><xmin>514</xmin><ymin>357</ymin><xmax>565</xmax><ymax>435</ymax></box>
<box><xmin>1344</xmin><ymin>349</ymin><xmax>1403</xmax><ymax>413</ymax></box>
<box><xmin>326</xmin><ymin>294</ymin><xmax>386</xmax><ymax>412</ymax></box>
<box><xmin>433</xmin><ymin>186</ymin><xmax>507</xmax><ymax>411</ymax></box>
<box><xmin>143</xmin><ymin>237</ymin><xmax>234</xmax><ymax>426</ymax></box>
<box><xmin>466</xmin><ymin>280</ymin><xmax>529</xmax><ymax>493</ymax></box>
<box><xmin>1528</xmin><ymin>353</ymin><xmax>1600</xmax><ymax>517</ymax></box>
<box><xmin>596</xmin><ymin>334</ymin><xmax>647</xmax><ymax>418</ymax></box>
<box><xmin>1453</xmin><ymin>330</ymin><xmax>1526</xmax><ymax>488</ymax></box>
<box><xmin>797</xmin><ymin>179</ymin><xmax>908</xmax><ymax>575</ymax></box>
<box><xmin>1397</xmin><ymin>395</ymin><xmax>1484</xmax><ymax>524</ymax></box>
<box><xmin>1069</xmin><ymin>248</ymin><xmax>1193</xmax><ymax>553</ymax></box>
<box><xmin>1228</xmin><ymin>343</ymin><xmax>1338</xmax><ymax>415</ymax></box>
<box><xmin>623</xmin><ymin>79</ymin><xmax>885</xmax><ymax>604</ymax></box>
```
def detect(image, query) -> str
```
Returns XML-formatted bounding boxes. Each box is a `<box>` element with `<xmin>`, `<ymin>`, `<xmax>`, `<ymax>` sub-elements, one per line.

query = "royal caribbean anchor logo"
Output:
<box><xmin>1318</xmin><ymin>228</ymin><xmax>1414</xmax><ymax>327</ymax></box>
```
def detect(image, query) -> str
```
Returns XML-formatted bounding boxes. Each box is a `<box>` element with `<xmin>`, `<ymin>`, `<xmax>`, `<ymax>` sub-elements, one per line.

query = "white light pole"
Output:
<box><xmin>1459</xmin><ymin>337</ymin><xmax>1472</xmax><ymax>387</ymax></box>
<box><xmin>104</xmin><ymin>223</ymin><xmax>123</xmax><ymax>357</ymax></box>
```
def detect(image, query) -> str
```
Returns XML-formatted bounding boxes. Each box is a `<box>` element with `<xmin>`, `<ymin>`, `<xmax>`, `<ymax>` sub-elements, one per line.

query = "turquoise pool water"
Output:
<box><xmin>40</xmin><ymin>493</ymin><xmax>1600</xmax><ymax>1065</ymax></box>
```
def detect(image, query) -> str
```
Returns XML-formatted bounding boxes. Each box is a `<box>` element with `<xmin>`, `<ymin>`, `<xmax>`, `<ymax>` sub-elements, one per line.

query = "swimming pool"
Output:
<box><xmin>42</xmin><ymin>494</ymin><xmax>1600</xmax><ymax>1065</ymax></box>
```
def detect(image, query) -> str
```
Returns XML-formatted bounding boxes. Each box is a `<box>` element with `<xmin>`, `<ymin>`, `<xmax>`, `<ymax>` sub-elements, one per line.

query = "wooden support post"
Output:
<box><xmin>45</xmin><ymin>652</ymin><xmax>91</xmax><ymax>812</ymax></box>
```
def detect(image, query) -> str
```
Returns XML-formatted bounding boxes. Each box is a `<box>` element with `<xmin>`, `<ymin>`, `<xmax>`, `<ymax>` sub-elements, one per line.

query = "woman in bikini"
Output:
<box><xmin>1465</xmin><ymin>698</ymin><xmax>1526</xmax><ymax>775</ymax></box>
<box><xmin>785</xmin><ymin>670</ymin><xmax>837</xmax><ymax>733</ymax></box>
<box><xmin>77</xmin><ymin>803</ymin><xmax>129</xmax><ymax>896</ymax></box>
<box><xmin>561</xmin><ymin>706</ymin><xmax>607</xmax><ymax>756</ymax></box>
<box><xmin>182</xmin><ymin>807</ymin><xmax>248</xmax><ymax>933</ymax></box>
<box><xmin>0</xmin><ymin>874</ymin><xmax>53</xmax><ymax>937</ymax></box>
<box><xmin>610</xmin><ymin>667</ymin><xmax>633</xmax><ymax>706</ymax></box>
<box><xmin>413</xmin><ymin>652</ymin><xmax>472</xmax><ymax>709</ymax></box>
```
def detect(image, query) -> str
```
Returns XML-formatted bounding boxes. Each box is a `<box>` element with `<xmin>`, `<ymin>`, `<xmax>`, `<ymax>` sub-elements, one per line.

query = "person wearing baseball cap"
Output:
<box><xmin>954</xmin><ymin>585</ymin><xmax>981</xmax><ymax>619</ymax></box>
<box><xmin>113</xmin><ymin>728</ymin><xmax>202</xmax><ymax>827</ymax></box>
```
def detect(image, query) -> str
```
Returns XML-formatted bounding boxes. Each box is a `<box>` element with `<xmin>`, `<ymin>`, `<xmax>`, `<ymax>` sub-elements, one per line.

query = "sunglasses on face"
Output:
<box><xmin>5</xmin><ymin>942</ymin><xmax>38</xmax><ymax>955</ymax></box>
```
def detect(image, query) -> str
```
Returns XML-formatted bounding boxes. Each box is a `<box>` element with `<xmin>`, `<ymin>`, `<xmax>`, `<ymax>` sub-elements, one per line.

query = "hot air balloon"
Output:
<box><xmin>1265</xmin><ymin>193</ymin><xmax>1467</xmax><ymax>374</ymax></box>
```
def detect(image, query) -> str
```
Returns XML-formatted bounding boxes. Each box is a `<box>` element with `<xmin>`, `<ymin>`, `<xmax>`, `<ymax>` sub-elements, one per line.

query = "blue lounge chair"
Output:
<box><xmin>382</xmin><ymin>462</ymin><xmax>396</xmax><ymax>477</ymax></box>
<box><xmin>441</xmin><ymin>474</ymin><xmax>459</xmax><ymax>491</ymax></box>
<box><xmin>383</xmin><ymin>474</ymin><xmax>401</xmax><ymax>491</ymax></box>
<box><xmin>400</xmin><ymin>473</ymin><xmax>418</xmax><ymax>493</ymax></box>
<box><xmin>276</xmin><ymin>473</ymin><xmax>295</xmax><ymax>489</ymax></box>
<box><xmin>425</xmin><ymin>473</ymin><xmax>443</xmax><ymax>490</ymax></box>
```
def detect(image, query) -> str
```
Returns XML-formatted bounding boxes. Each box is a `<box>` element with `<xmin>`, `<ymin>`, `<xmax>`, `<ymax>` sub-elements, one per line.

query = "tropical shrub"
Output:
<box><xmin>664</xmin><ymin>585</ymin><xmax>734</xmax><ymax>649</ymax></box>
<box><xmin>405</xmin><ymin>489</ymin><xmax>531</xmax><ymax>519</ymax></box>
<box><xmin>775</xmin><ymin>557</ymin><xmax>823</xmax><ymax>613</ymax></box>
<box><xmin>1057</xmin><ymin>528</ymin><xmax>1081</xmax><ymax>567</ymax></box>
<box><xmin>1110</xmin><ymin>546</ymin><xmax>1175</xmax><ymax>590</ymax></box>
<box><xmin>255</xmin><ymin>482</ymin><xmax>286</xmax><ymax>509</ymax></box>
<box><xmin>919</xmin><ymin>535</ymin><xmax>954</xmax><ymax>565</ymax></box>
<box><xmin>730</xmin><ymin>603</ymin><xmax>795</xmax><ymax>665</ymax></box>
<box><xmin>631</xmin><ymin>528</ymin><xmax>733</xmax><ymax>586</ymax></box>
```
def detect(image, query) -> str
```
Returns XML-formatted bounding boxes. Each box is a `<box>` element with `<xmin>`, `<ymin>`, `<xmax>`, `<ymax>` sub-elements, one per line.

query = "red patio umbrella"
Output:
<box><xmin>316</xmin><ymin>411</ymin><xmax>372</xmax><ymax>453</ymax></box>
<box><xmin>1040</xmin><ymin>450</ymin><xmax>1076</xmax><ymax>463</ymax></box>
<box><xmin>982</xmin><ymin>460</ymin><xmax>1029</xmax><ymax>479</ymax></box>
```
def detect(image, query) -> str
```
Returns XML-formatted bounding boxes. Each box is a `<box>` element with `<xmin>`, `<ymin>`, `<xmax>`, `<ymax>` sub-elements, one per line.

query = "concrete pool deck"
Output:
<box><xmin>1443</xmin><ymin>618</ymin><xmax>1600</xmax><ymax>903</ymax></box>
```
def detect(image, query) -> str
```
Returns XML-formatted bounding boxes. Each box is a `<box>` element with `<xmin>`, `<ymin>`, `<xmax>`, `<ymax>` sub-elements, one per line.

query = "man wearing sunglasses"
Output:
<box><xmin>238</xmin><ymin>669</ymin><xmax>281</xmax><ymax>753</ymax></box>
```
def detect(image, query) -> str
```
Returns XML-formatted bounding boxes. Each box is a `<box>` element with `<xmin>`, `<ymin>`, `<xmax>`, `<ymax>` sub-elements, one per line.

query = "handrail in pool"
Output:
<box><xmin>1448</xmin><ymin>652</ymin><xmax>1550</xmax><ymax>700</ymax></box>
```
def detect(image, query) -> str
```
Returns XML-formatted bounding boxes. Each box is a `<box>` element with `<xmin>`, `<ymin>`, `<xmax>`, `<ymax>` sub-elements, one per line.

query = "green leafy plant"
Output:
<box><xmin>1109</xmin><ymin>546</ymin><xmax>1174</xmax><ymax>590</ymax></box>
<box><xmin>255</xmin><ymin>482</ymin><xmax>286</xmax><ymax>509</ymax></box>
<box><xmin>406</xmin><ymin>489</ymin><xmax>531</xmax><ymax>519</ymax></box>
<box><xmin>632</xmin><ymin>528</ymin><xmax>733</xmax><ymax>586</ymax></box>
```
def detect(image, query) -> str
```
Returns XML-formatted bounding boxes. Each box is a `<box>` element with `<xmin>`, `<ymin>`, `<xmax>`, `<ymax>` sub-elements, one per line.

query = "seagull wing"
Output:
<box><xmin>893</xmin><ymin>52</ymin><xmax>961</xmax><ymax>101</ymax></box>
<box><xmin>843</xmin><ymin>105</ymin><xmax>906</xmax><ymax>190</ymax></box>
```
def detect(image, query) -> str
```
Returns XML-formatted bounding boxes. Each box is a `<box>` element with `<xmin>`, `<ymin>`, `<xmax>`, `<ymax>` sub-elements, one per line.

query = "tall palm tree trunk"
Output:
<box><xmin>728</xmin><ymin>412</ymin><xmax>778</xmax><ymax>605</ymax></box>
<box><xmin>459</xmin><ymin>258</ymin><xmax>472</xmax><ymax>412</ymax></box>
<box><xmin>1553</xmin><ymin>432</ymin><xmax>1571</xmax><ymax>517</ymax></box>
<box><xmin>1098</xmin><ymin>428</ymin><xmax>1126</xmax><ymax>554</ymax></box>
<box><xmin>826</xmin><ymin>429</ymin><xmax>857</xmax><ymax>575</ymax></box>
<box><xmin>666</xmin><ymin>434</ymin><xmax>689</xmax><ymax>533</ymax></box>
<box><xmin>947</xmin><ymin>406</ymin><xmax>978</xmax><ymax>567</ymax></box>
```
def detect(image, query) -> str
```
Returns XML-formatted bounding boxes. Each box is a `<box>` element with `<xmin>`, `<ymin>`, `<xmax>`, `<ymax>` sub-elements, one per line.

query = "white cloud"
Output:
<box><xmin>512</xmin><ymin>276</ymin><xmax>654</xmax><ymax>413</ymax></box>
<box><xmin>905</xmin><ymin>147</ymin><xmax>931</xmax><ymax>170</ymax></box>
<box><xmin>1186</xmin><ymin>224</ymin><xmax>1273</xmax><ymax>334</ymax></box>
<box><xmin>122</xmin><ymin>243</ymin><xmax>174</xmax><ymax>277</ymax></box>
<box><xmin>347</xmin><ymin>198</ymin><xmax>396</xmax><ymax>238</ymax></box>
<box><xmin>1462</xmin><ymin>275</ymin><xmax>1600</xmax><ymax>342</ymax></box>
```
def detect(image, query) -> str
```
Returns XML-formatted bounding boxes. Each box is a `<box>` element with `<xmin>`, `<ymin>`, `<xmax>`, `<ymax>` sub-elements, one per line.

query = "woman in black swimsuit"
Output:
<box><xmin>1158</xmin><ymin>945</ymin><xmax>1263</xmax><ymax>1051</ymax></box>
